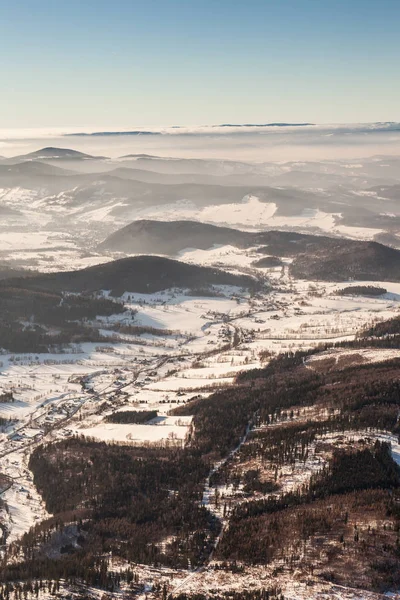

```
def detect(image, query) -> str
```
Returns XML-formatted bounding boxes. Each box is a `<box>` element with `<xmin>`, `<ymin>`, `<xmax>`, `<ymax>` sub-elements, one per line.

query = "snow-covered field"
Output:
<box><xmin>124</xmin><ymin>195</ymin><xmax>385</xmax><ymax>239</ymax></box>
<box><xmin>0</xmin><ymin>181</ymin><xmax>395</xmax><ymax>274</ymax></box>
<box><xmin>1</xmin><ymin>260</ymin><xmax>399</xmax><ymax>543</ymax></box>
<box><xmin>69</xmin><ymin>415</ymin><xmax>192</xmax><ymax>444</ymax></box>
<box><xmin>1</xmin><ymin>232</ymin><xmax>400</xmax><ymax>598</ymax></box>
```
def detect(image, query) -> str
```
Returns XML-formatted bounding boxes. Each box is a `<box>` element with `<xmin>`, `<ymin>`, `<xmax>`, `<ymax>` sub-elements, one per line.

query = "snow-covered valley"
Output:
<box><xmin>1</xmin><ymin>143</ymin><xmax>400</xmax><ymax>599</ymax></box>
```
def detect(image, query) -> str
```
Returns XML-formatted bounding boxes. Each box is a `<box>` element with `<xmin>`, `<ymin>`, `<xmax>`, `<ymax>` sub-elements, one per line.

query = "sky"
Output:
<box><xmin>1</xmin><ymin>0</ymin><xmax>399</xmax><ymax>129</ymax></box>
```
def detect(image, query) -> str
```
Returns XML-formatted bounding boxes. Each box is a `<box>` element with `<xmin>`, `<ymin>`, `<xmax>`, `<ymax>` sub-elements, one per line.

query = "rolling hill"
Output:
<box><xmin>99</xmin><ymin>220</ymin><xmax>253</xmax><ymax>255</ymax></box>
<box><xmin>100</xmin><ymin>220</ymin><xmax>400</xmax><ymax>283</ymax></box>
<box><xmin>2</xmin><ymin>255</ymin><xmax>260</xmax><ymax>296</ymax></box>
<box><xmin>290</xmin><ymin>239</ymin><xmax>400</xmax><ymax>282</ymax></box>
<box><xmin>0</xmin><ymin>161</ymin><xmax>76</xmax><ymax>177</ymax></box>
<box><xmin>10</xmin><ymin>147</ymin><xmax>107</xmax><ymax>161</ymax></box>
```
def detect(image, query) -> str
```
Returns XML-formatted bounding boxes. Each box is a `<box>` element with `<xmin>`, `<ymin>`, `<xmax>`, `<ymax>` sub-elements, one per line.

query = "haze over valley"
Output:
<box><xmin>1</xmin><ymin>125</ymin><xmax>400</xmax><ymax>275</ymax></box>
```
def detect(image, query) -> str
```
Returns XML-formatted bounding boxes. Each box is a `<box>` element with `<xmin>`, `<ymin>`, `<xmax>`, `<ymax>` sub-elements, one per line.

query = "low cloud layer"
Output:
<box><xmin>1</xmin><ymin>122</ymin><xmax>400</xmax><ymax>162</ymax></box>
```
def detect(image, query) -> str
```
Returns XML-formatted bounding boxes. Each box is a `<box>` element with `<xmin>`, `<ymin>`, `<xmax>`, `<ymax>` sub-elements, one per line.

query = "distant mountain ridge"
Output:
<box><xmin>66</xmin><ymin>131</ymin><xmax>159</xmax><ymax>137</ymax></box>
<box><xmin>9</xmin><ymin>147</ymin><xmax>108</xmax><ymax>161</ymax></box>
<box><xmin>65</xmin><ymin>123</ymin><xmax>315</xmax><ymax>136</ymax></box>
<box><xmin>0</xmin><ymin>147</ymin><xmax>399</xmax><ymax>250</ymax></box>
<box><xmin>217</xmin><ymin>122</ymin><xmax>314</xmax><ymax>127</ymax></box>
<box><xmin>0</xmin><ymin>160</ymin><xmax>75</xmax><ymax>177</ymax></box>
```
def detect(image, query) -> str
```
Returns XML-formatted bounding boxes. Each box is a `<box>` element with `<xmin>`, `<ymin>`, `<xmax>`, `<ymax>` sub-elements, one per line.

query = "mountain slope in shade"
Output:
<box><xmin>100</xmin><ymin>220</ymin><xmax>400</xmax><ymax>283</ymax></box>
<box><xmin>99</xmin><ymin>220</ymin><xmax>254</xmax><ymax>255</ymax></box>
<box><xmin>290</xmin><ymin>239</ymin><xmax>400</xmax><ymax>282</ymax></box>
<box><xmin>2</xmin><ymin>255</ymin><xmax>260</xmax><ymax>296</ymax></box>
<box><xmin>0</xmin><ymin>161</ymin><xmax>76</xmax><ymax>177</ymax></box>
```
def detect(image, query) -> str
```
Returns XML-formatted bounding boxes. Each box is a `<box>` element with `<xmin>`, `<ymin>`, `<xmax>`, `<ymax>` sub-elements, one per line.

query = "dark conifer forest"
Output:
<box><xmin>2</xmin><ymin>343</ymin><xmax>400</xmax><ymax>594</ymax></box>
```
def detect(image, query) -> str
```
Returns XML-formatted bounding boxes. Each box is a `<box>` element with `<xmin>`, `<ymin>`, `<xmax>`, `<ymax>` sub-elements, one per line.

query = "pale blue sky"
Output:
<box><xmin>1</xmin><ymin>0</ymin><xmax>399</xmax><ymax>128</ymax></box>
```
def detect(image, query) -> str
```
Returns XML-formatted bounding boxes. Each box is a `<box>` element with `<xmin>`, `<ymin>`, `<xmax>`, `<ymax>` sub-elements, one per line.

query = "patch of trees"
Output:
<box><xmin>337</xmin><ymin>285</ymin><xmax>387</xmax><ymax>297</ymax></box>
<box><xmin>252</xmin><ymin>256</ymin><xmax>283</xmax><ymax>268</ymax></box>
<box><xmin>361</xmin><ymin>315</ymin><xmax>400</xmax><ymax>338</ymax></box>
<box><xmin>0</xmin><ymin>391</ymin><xmax>13</xmax><ymax>403</ymax></box>
<box><xmin>241</xmin><ymin>469</ymin><xmax>278</xmax><ymax>495</ymax></box>
<box><xmin>340</xmin><ymin>334</ymin><xmax>400</xmax><ymax>350</ymax></box>
<box><xmin>236</xmin><ymin>349</ymin><xmax>318</xmax><ymax>382</ymax></box>
<box><xmin>105</xmin><ymin>410</ymin><xmax>157</xmax><ymax>424</ymax></box>
<box><xmin>0</xmin><ymin>286</ymin><xmax>124</xmax><ymax>352</ymax></box>
<box><xmin>110</xmin><ymin>322</ymin><xmax>175</xmax><ymax>337</ymax></box>
<box><xmin>309</xmin><ymin>441</ymin><xmax>400</xmax><ymax>497</ymax></box>
<box><xmin>0</xmin><ymin>286</ymin><xmax>123</xmax><ymax>324</ymax></box>
<box><xmin>186</xmin><ymin>287</ymin><xmax>225</xmax><ymax>297</ymax></box>
<box><xmin>0</xmin><ymin>320</ymin><xmax>104</xmax><ymax>353</ymax></box>
<box><xmin>0</xmin><ymin>561</ymin><xmax>140</xmax><ymax>595</ymax></box>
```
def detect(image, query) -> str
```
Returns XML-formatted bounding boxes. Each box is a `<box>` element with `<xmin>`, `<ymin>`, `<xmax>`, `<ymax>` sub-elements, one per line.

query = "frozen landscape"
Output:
<box><xmin>3</xmin><ymin>0</ymin><xmax>400</xmax><ymax>595</ymax></box>
<box><xmin>0</xmin><ymin>126</ymin><xmax>400</xmax><ymax>599</ymax></box>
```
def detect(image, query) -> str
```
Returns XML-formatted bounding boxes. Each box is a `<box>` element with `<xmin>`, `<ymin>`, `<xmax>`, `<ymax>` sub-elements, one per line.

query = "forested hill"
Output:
<box><xmin>289</xmin><ymin>239</ymin><xmax>400</xmax><ymax>282</ymax></box>
<box><xmin>99</xmin><ymin>219</ymin><xmax>400</xmax><ymax>282</ymax></box>
<box><xmin>99</xmin><ymin>219</ymin><xmax>253</xmax><ymax>255</ymax></box>
<box><xmin>0</xmin><ymin>255</ymin><xmax>260</xmax><ymax>296</ymax></box>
